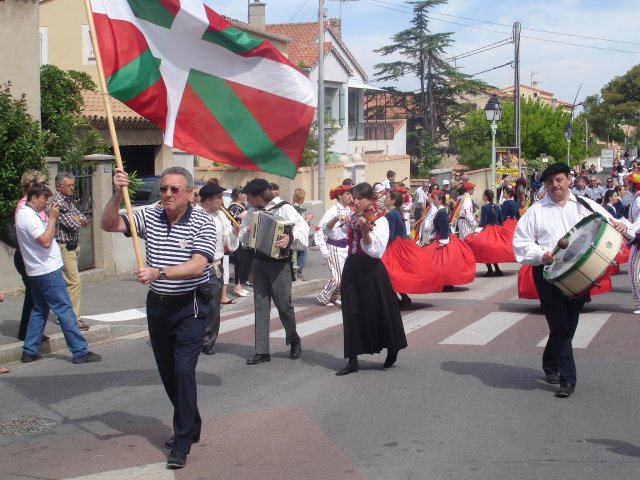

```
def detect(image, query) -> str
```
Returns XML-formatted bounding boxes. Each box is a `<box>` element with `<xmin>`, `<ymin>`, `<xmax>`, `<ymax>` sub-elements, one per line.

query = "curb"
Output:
<box><xmin>0</xmin><ymin>278</ymin><xmax>326</xmax><ymax>366</ymax></box>
<box><xmin>0</xmin><ymin>325</ymin><xmax>112</xmax><ymax>366</ymax></box>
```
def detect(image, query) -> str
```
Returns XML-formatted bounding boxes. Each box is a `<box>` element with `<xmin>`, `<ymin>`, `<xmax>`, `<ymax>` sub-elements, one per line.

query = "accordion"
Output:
<box><xmin>249</xmin><ymin>211</ymin><xmax>295</xmax><ymax>259</ymax></box>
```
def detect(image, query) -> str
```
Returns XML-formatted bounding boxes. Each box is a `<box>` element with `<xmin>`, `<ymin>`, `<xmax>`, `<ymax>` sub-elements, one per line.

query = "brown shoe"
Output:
<box><xmin>77</xmin><ymin>320</ymin><xmax>89</xmax><ymax>331</ymax></box>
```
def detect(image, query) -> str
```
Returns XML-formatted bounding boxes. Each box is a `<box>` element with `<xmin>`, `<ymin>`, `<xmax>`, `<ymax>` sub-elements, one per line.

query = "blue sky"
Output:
<box><xmin>210</xmin><ymin>1</ymin><xmax>639</xmax><ymax>108</ymax></box>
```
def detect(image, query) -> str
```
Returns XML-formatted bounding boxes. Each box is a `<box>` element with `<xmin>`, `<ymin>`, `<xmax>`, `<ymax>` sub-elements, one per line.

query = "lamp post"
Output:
<box><xmin>563</xmin><ymin>124</ymin><xmax>573</xmax><ymax>166</ymax></box>
<box><xmin>484</xmin><ymin>94</ymin><xmax>502</xmax><ymax>195</ymax></box>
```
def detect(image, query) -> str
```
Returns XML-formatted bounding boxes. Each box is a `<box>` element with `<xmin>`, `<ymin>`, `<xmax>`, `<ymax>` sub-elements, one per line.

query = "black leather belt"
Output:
<box><xmin>150</xmin><ymin>290</ymin><xmax>194</xmax><ymax>303</ymax></box>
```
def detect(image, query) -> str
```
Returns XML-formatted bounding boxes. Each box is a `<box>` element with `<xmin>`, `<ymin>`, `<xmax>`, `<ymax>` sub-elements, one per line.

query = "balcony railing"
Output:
<box><xmin>348</xmin><ymin>122</ymin><xmax>395</xmax><ymax>141</ymax></box>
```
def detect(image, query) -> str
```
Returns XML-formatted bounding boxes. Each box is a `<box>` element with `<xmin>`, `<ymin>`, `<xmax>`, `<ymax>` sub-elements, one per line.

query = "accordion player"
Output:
<box><xmin>249</xmin><ymin>211</ymin><xmax>295</xmax><ymax>259</ymax></box>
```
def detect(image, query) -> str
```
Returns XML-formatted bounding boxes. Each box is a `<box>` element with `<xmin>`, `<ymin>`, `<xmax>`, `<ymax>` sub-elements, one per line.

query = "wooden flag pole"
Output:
<box><xmin>83</xmin><ymin>0</ymin><xmax>144</xmax><ymax>270</ymax></box>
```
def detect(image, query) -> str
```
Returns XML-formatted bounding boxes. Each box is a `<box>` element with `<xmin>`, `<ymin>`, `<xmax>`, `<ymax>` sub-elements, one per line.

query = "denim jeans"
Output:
<box><xmin>296</xmin><ymin>248</ymin><xmax>308</xmax><ymax>275</ymax></box>
<box><xmin>24</xmin><ymin>268</ymin><xmax>89</xmax><ymax>359</ymax></box>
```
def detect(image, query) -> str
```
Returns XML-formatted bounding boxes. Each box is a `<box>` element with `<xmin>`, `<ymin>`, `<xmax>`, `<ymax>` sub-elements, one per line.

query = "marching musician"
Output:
<box><xmin>198</xmin><ymin>183</ymin><xmax>240</xmax><ymax>356</ymax></box>
<box><xmin>513</xmin><ymin>163</ymin><xmax>631</xmax><ymax>399</ymax></box>
<box><xmin>238</xmin><ymin>179</ymin><xmax>308</xmax><ymax>365</ymax></box>
<box><xmin>316</xmin><ymin>185</ymin><xmax>353</xmax><ymax>307</ymax></box>
<box><xmin>325</xmin><ymin>182</ymin><xmax>407</xmax><ymax>376</ymax></box>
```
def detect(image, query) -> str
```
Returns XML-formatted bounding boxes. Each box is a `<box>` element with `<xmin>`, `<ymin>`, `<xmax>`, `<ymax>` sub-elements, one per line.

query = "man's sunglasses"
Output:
<box><xmin>159</xmin><ymin>186</ymin><xmax>182</xmax><ymax>194</ymax></box>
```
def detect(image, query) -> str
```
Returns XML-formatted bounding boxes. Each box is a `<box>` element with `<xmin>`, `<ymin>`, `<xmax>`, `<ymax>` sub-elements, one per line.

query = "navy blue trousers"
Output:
<box><xmin>532</xmin><ymin>265</ymin><xmax>584</xmax><ymax>386</ymax></box>
<box><xmin>146</xmin><ymin>290</ymin><xmax>210</xmax><ymax>454</ymax></box>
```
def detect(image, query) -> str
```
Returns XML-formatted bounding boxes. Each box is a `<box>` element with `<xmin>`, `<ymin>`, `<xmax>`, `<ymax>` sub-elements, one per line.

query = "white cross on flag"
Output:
<box><xmin>88</xmin><ymin>0</ymin><xmax>317</xmax><ymax>178</ymax></box>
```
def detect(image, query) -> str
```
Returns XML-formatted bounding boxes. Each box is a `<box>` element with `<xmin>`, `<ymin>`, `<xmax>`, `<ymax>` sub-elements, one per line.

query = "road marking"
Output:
<box><xmin>271</xmin><ymin>309</ymin><xmax>452</xmax><ymax>338</ymax></box>
<box><xmin>402</xmin><ymin>310</ymin><xmax>452</xmax><ymax>334</ymax></box>
<box><xmin>64</xmin><ymin>463</ymin><xmax>173</xmax><ymax>479</ymax></box>
<box><xmin>271</xmin><ymin>310</ymin><xmax>342</xmax><ymax>338</ymax></box>
<box><xmin>536</xmin><ymin>313</ymin><xmax>610</xmax><ymax>349</ymax></box>
<box><xmin>427</xmin><ymin>269</ymin><xmax>518</xmax><ymax>301</ymax></box>
<box><xmin>439</xmin><ymin>312</ymin><xmax>527</xmax><ymax>345</ymax></box>
<box><xmin>221</xmin><ymin>306</ymin><xmax>309</xmax><ymax>334</ymax></box>
<box><xmin>81</xmin><ymin>308</ymin><xmax>147</xmax><ymax>322</ymax></box>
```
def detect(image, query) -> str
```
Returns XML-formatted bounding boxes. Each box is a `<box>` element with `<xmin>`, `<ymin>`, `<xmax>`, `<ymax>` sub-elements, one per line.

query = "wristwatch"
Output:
<box><xmin>158</xmin><ymin>267</ymin><xmax>167</xmax><ymax>280</ymax></box>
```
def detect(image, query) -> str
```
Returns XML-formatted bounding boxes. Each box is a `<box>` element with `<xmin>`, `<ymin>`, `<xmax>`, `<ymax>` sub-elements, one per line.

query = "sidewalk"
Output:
<box><xmin>0</xmin><ymin>248</ymin><xmax>329</xmax><ymax>365</ymax></box>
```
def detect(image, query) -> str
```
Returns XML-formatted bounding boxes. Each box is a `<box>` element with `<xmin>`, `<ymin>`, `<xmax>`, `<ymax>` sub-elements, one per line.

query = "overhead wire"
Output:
<box><xmin>353</xmin><ymin>0</ymin><xmax>640</xmax><ymax>46</ymax></box>
<box><xmin>288</xmin><ymin>0</ymin><xmax>313</xmax><ymax>23</ymax></box>
<box><xmin>471</xmin><ymin>61</ymin><xmax>514</xmax><ymax>77</ymax></box>
<box><xmin>346</xmin><ymin>0</ymin><xmax>640</xmax><ymax>53</ymax></box>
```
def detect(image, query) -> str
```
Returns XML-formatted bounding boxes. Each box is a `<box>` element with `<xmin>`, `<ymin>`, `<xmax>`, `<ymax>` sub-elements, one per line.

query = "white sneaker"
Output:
<box><xmin>334</xmin><ymin>299</ymin><xmax>342</xmax><ymax>306</ymax></box>
<box><xmin>319</xmin><ymin>301</ymin><xmax>334</xmax><ymax>306</ymax></box>
<box><xmin>634</xmin><ymin>309</ymin><xmax>640</xmax><ymax>314</ymax></box>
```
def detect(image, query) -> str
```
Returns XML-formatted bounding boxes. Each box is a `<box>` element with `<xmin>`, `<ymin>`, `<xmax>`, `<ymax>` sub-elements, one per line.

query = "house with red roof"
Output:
<box><xmin>255</xmin><ymin>4</ymin><xmax>406</xmax><ymax>158</ymax></box>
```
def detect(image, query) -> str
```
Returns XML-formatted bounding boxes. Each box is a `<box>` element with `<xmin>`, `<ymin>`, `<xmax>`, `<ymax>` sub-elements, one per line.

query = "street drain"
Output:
<box><xmin>0</xmin><ymin>416</ymin><xmax>58</xmax><ymax>438</ymax></box>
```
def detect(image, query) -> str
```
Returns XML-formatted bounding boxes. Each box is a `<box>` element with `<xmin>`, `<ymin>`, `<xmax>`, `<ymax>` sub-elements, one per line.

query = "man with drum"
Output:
<box><xmin>513</xmin><ymin>163</ymin><xmax>631</xmax><ymax>399</ymax></box>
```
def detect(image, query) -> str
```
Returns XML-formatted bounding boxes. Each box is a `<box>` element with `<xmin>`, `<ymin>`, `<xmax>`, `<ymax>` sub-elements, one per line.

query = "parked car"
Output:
<box><xmin>136</xmin><ymin>177</ymin><xmax>232</xmax><ymax>208</ymax></box>
<box><xmin>131</xmin><ymin>175</ymin><xmax>160</xmax><ymax>206</ymax></box>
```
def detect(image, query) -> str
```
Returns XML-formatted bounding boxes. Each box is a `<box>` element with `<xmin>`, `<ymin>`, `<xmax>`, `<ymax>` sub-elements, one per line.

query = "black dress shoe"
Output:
<box><xmin>246</xmin><ymin>354</ymin><xmax>271</xmax><ymax>365</ymax></box>
<box><xmin>398</xmin><ymin>297</ymin><xmax>411</xmax><ymax>308</ymax></box>
<box><xmin>167</xmin><ymin>450</ymin><xmax>187</xmax><ymax>469</ymax></box>
<box><xmin>494</xmin><ymin>269</ymin><xmax>504</xmax><ymax>276</ymax></box>
<box><xmin>42</xmin><ymin>335</ymin><xmax>50</xmax><ymax>342</ymax></box>
<box><xmin>165</xmin><ymin>434</ymin><xmax>200</xmax><ymax>450</ymax></box>
<box><xmin>21</xmin><ymin>352</ymin><xmax>42</xmax><ymax>363</ymax></box>
<box><xmin>483</xmin><ymin>271</ymin><xmax>495</xmax><ymax>277</ymax></box>
<box><xmin>544</xmin><ymin>370</ymin><xmax>560</xmax><ymax>385</ymax></box>
<box><xmin>383</xmin><ymin>349</ymin><xmax>398</xmax><ymax>369</ymax></box>
<box><xmin>555</xmin><ymin>383</ymin><xmax>575</xmax><ymax>398</ymax></box>
<box><xmin>290</xmin><ymin>341</ymin><xmax>302</xmax><ymax>359</ymax></box>
<box><xmin>336</xmin><ymin>359</ymin><xmax>359</xmax><ymax>376</ymax></box>
<box><xmin>201</xmin><ymin>345</ymin><xmax>215</xmax><ymax>355</ymax></box>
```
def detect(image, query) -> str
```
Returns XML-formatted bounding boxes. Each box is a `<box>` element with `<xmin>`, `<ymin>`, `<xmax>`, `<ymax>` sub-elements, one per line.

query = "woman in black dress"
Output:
<box><xmin>325</xmin><ymin>182</ymin><xmax>407</xmax><ymax>376</ymax></box>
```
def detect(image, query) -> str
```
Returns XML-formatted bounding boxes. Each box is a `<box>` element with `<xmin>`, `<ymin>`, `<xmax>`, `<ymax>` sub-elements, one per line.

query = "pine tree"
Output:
<box><xmin>373</xmin><ymin>0</ymin><xmax>486</xmax><ymax>172</ymax></box>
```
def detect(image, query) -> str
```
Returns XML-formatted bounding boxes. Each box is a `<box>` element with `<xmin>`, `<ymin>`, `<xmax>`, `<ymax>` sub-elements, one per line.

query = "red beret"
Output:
<box><xmin>329</xmin><ymin>184</ymin><xmax>352</xmax><ymax>200</ymax></box>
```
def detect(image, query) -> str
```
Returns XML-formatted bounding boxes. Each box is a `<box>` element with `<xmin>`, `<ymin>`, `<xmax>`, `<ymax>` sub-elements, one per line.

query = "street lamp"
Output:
<box><xmin>563</xmin><ymin>124</ymin><xmax>573</xmax><ymax>165</ymax></box>
<box><xmin>484</xmin><ymin>94</ymin><xmax>502</xmax><ymax>195</ymax></box>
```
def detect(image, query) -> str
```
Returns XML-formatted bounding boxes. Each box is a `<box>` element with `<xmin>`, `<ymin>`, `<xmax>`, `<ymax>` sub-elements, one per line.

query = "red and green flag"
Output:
<box><xmin>88</xmin><ymin>0</ymin><xmax>316</xmax><ymax>178</ymax></box>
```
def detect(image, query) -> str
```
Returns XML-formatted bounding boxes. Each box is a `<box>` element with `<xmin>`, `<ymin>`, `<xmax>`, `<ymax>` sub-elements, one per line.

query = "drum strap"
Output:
<box><xmin>576</xmin><ymin>196</ymin><xmax>595</xmax><ymax>214</ymax></box>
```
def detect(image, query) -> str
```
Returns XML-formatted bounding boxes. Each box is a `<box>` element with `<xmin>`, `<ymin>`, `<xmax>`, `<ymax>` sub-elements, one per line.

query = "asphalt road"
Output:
<box><xmin>1</xmin><ymin>251</ymin><xmax>639</xmax><ymax>480</ymax></box>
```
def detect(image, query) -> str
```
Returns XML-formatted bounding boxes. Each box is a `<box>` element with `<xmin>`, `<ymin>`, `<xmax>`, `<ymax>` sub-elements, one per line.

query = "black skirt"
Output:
<box><xmin>340</xmin><ymin>255</ymin><xmax>408</xmax><ymax>358</ymax></box>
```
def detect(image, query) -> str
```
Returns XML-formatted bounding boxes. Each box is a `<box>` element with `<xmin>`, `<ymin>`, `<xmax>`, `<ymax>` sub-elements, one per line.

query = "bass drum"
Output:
<box><xmin>544</xmin><ymin>214</ymin><xmax>623</xmax><ymax>297</ymax></box>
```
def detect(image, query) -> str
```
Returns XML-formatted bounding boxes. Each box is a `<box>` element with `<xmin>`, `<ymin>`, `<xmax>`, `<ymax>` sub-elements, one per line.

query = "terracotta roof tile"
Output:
<box><xmin>81</xmin><ymin>89</ymin><xmax>155</xmax><ymax>128</ymax></box>
<box><xmin>267</xmin><ymin>22</ymin><xmax>365</xmax><ymax>78</ymax></box>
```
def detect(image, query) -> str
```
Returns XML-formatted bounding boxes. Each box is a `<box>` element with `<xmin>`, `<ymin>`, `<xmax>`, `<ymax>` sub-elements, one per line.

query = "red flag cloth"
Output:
<box><xmin>89</xmin><ymin>0</ymin><xmax>316</xmax><ymax>178</ymax></box>
<box><xmin>421</xmin><ymin>236</ymin><xmax>476</xmax><ymax>288</ymax></box>
<box><xmin>382</xmin><ymin>237</ymin><xmax>444</xmax><ymax>294</ymax></box>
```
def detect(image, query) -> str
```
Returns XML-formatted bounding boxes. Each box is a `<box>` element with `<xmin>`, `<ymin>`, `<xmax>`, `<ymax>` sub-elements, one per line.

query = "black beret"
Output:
<box><xmin>240</xmin><ymin>178</ymin><xmax>270</xmax><ymax>194</ymax></box>
<box><xmin>540</xmin><ymin>162</ymin><xmax>571</xmax><ymax>182</ymax></box>
<box><xmin>198</xmin><ymin>183</ymin><xmax>225</xmax><ymax>198</ymax></box>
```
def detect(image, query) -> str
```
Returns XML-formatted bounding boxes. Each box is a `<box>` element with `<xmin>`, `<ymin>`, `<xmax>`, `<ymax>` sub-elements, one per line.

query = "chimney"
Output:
<box><xmin>248</xmin><ymin>1</ymin><xmax>266</xmax><ymax>29</ymax></box>
<box><xmin>328</xmin><ymin>17</ymin><xmax>341</xmax><ymax>39</ymax></box>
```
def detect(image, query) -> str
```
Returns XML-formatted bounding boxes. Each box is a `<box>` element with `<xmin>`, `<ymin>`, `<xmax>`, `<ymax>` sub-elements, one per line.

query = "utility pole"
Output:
<box><xmin>513</xmin><ymin>22</ymin><xmax>521</xmax><ymax>159</ymax></box>
<box><xmin>318</xmin><ymin>0</ymin><xmax>326</xmax><ymax>203</ymax></box>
